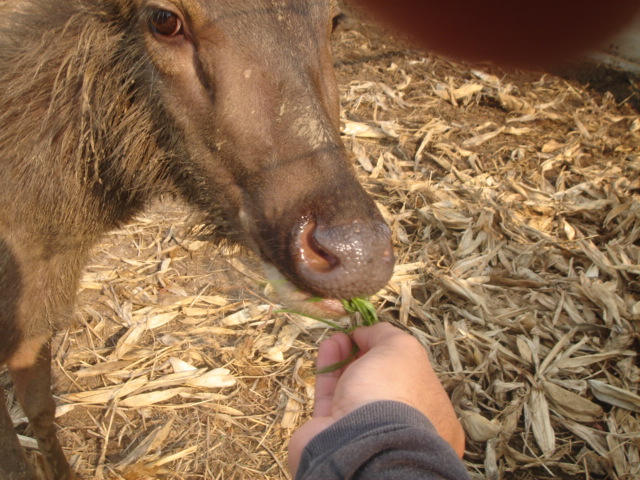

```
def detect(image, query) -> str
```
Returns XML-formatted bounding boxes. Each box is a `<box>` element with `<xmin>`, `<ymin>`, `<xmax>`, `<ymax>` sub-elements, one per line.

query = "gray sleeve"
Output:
<box><xmin>295</xmin><ymin>400</ymin><xmax>470</xmax><ymax>480</ymax></box>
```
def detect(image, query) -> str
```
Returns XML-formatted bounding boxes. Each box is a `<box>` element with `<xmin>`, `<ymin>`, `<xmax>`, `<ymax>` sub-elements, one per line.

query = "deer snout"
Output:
<box><xmin>293</xmin><ymin>219</ymin><xmax>395</xmax><ymax>300</ymax></box>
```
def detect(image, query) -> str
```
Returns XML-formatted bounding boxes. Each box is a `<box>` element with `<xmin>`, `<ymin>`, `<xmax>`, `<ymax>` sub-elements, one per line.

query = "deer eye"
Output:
<box><xmin>150</xmin><ymin>10</ymin><xmax>184</xmax><ymax>37</ymax></box>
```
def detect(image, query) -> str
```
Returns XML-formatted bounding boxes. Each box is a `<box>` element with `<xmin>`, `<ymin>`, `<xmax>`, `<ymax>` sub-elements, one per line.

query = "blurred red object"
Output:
<box><xmin>356</xmin><ymin>0</ymin><xmax>640</xmax><ymax>68</ymax></box>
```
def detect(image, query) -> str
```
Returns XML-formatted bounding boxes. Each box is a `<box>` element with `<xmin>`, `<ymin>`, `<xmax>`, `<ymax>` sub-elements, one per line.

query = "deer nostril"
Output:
<box><xmin>296</xmin><ymin>221</ymin><xmax>340</xmax><ymax>273</ymax></box>
<box><xmin>291</xmin><ymin>218</ymin><xmax>394</xmax><ymax>299</ymax></box>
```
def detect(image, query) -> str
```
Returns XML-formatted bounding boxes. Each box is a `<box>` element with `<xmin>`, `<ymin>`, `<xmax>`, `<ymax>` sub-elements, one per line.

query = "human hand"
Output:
<box><xmin>288</xmin><ymin>322</ymin><xmax>465</xmax><ymax>476</ymax></box>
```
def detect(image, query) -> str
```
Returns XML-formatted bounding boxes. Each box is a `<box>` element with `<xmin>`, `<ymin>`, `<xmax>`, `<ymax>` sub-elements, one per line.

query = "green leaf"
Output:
<box><xmin>341</xmin><ymin>297</ymin><xmax>379</xmax><ymax>326</ymax></box>
<box><xmin>276</xmin><ymin>297</ymin><xmax>380</xmax><ymax>373</ymax></box>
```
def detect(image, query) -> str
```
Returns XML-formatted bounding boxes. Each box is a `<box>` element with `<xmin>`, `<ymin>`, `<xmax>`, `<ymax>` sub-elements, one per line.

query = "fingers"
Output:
<box><xmin>351</xmin><ymin>322</ymin><xmax>415</xmax><ymax>354</ymax></box>
<box><xmin>292</xmin><ymin>332</ymin><xmax>364</xmax><ymax>475</ymax></box>
<box><xmin>312</xmin><ymin>332</ymin><xmax>352</xmax><ymax>417</ymax></box>
<box><xmin>315</xmin><ymin>332</ymin><xmax>354</xmax><ymax>371</ymax></box>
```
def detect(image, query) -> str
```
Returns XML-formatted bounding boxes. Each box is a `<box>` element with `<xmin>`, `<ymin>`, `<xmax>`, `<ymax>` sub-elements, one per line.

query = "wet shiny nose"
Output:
<box><xmin>293</xmin><ymin>219</ymin><xmax>395</xmax><ymax>299</ymax></box>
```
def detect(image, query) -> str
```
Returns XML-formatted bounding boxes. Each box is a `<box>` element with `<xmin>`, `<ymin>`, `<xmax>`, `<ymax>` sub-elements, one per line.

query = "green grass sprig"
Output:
<box><xmin>277</xmin><ymin>297</ymin><xmax>379</xmax><ymax>373</ymax></box>
<box><xmin>341</xmin><ymin>297</ymin><xmax>379</xmax><ymax>326</ymax></box>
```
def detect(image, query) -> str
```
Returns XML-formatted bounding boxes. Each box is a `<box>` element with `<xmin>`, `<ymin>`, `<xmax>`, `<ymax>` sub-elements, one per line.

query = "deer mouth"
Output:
<box><xmin>257</xmin><ymin>217</ymin><xmax>394</xmax><ymax>319</ymax></box>
<box><xmin>262</xmin><ymin>262</ymin><xmax>348</xmax><ymax>319</ymax></box>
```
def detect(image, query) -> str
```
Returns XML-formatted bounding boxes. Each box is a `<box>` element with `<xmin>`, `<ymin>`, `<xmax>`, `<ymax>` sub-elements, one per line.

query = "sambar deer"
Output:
<box><xmin>0</xmin><ymin>0</ymin><xmax>394</xmax><ymax>478</ymax></box>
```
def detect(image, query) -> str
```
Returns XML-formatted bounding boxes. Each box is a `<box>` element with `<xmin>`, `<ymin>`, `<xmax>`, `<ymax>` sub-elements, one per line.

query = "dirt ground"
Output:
<box><xmin>4</xmin><ymin>3</ymin><xmax>640</xmax><ymax>480</ymax></box>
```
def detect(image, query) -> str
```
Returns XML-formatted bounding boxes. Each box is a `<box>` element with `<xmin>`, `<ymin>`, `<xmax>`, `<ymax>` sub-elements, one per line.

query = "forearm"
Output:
<box><xmin>295</xmin><ymin>401</ymin><xmax>470</xmax><ymax>480</ymax></box>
